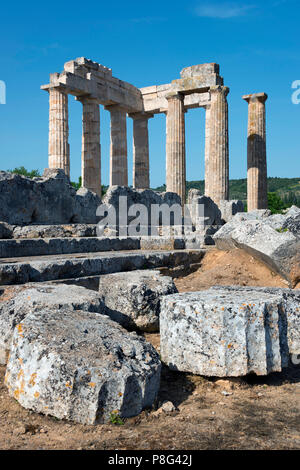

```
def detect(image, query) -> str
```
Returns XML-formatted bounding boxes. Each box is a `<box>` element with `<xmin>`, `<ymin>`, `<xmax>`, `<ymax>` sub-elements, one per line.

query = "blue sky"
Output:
<box><xmin>0</xmin><ymin>0</ymin><xmax>299</xmax><ymax>187</ymax></box>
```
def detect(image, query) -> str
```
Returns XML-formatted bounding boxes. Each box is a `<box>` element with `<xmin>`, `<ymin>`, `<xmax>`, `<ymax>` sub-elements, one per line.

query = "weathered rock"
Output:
<box><xmin>73</xmin><ymin>187</ymin><xmax>102</xmax><ymax>224</ymax></box>
<box><xmin>0</xmin><ymin>283</ymin><xmax>105</xmax><ymax>364</ymax></box>
<box><xmin>0</xmin><ymin>222</ymin><xmax>13</xmax><ymax>239</ymax></box>
<box><xmin>0</xmin><ymin>237</ymin><xmax>140</xmax><ymax>259</ymax></box>
<box><xmin>282</xmin><ymin>206</ymin><xmax>300</xmax><ymax>237</ymax></box>
<box><xmin>100</xmin><ymin>186</ymin><xmax>181</xmax><ymax>229</ymax></box>
<box><xmin>140</xmin><ymin>237</ymin><xmax>185</xmax><ymax>251</ymax></box>
<box><xmin>99</xmin><ymin>270</ymin><xmax>178</xmax><ymax>332</ymax></box>
<box><xmin>184</xmin><ymin>226</ymin><xmax>219</xmax><ymax>248</ymax></box>
<box><xmin>5</xmin><ymin>308</ymin><xmax>161</xmax><ymax>424</ymax></box>
<box><xmin>12</xmin><ymin>224</ymin><xmax>97</xmax><ymax>239</ymax></box>
<box><xmin>209</xmin><ymin>285</ymin><xmax>300</xmax><ymax>355</ymax></box>
<box><xmin>0</xmin><ymin>249</ymin><xmax>205</xmax><ymax>286</ymax></box>
<box><xmin>160</xmin><ymin>287</ymin><xmax>300</xmax><ymax>377</ymax></box>
<box><xmin>218</xmin><ymin>200</ymin><xmax>244</xmax><ymax>223</ymax></box>
<box><xmin>213</xmin><ymin>209</ymin><xmax>300</xmax><ymax>286</ymax></box>
<box><xmin>187</xmin><ymin>190</ymin><xmax>222</xmax><ymax>227</ymax></box>
<box><xmin>0</xmin><ymin>169</ymin><xmax>101</xmax><ymax>225</ymax></box>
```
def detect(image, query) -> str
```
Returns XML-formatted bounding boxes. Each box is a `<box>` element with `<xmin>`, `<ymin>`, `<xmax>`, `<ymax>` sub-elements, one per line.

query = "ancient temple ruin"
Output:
<box><xmin>41</xmin><ymin>57</ymin><xmax>268</xmax><ymax>210</ymax></box>
<box><xmin>41</xmin><ymin>58</ymin><xmax>229</xmax><ymax>205</ymax></box>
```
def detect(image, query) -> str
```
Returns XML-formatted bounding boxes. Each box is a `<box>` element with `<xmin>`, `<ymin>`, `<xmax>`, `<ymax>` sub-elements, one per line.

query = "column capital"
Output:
<box><xmin>41</xmin><ymin>84</ymin><xmax>70</xmax><ymax>95</ymax></box>
<box><xmin>128</xmin><ymin>111</ymin><xmax>154</xmax><ymax>120</ymax></box>
<box><xmin>210</xmin><ymin>85</ymin><xmax>230</xmax><ymax>97</ymax></box>
<box><xmin>165</xmin><ymin>92</ymin><xmax>185</xmax><ymax>102</ymax></box>
<box><xmin>76</xmin><ymin>95</ymin><xmax>99</xmax><ymax>104</ymax></box>
<box><xmin>105</xmin><ymin>104</ymin><xmax>128</xmax><ymax>113</ymax></box>
<box><xmin>242</xmin><ymin>92</ymin><xmax>268</xmax><ymax>104</ymax></box>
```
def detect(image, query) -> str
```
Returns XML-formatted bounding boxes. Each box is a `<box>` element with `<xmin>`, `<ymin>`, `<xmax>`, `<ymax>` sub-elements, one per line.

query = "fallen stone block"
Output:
<box><xmin>218</xmin><ymin>200</ymin><xmax>244</xmax><ymax>223</ymax></box>
<box><xmin>209</xmin><ymin>285</ymin><xmax>300</xmax><ymax>355</ymax></box>
<box><xmin>160</xmin><ymin>287</ymin><xmax>300</xmax><ymax>377</ymax></box>
<box><xmin>0</xmin><ymin>283</ymin><xmax>105</xmax><ymax>365</ymax></box>
<box><xmin>0</xmin><ymin>250</ymin><xmax>205</xmax><ymax>286</ymax></box>
<box><xmin>0</xmin><ymin>169</ymin><xmax>101</xmax><ymax>225</ymax></box>
<box><xmin>213</xmin><ymin>209</ymin><xmax>300</xmax><ymax>287</ymax></box>
<box><xmin>187</xmin><ymin>190</ymin><xmax>222</xmax><ymax>226</ymax></box>
<box><xmin>99</xmin><ymin>270</ymin><xmax>178</xmax><ymax>332</ymax></box>
<box><xmin>5</xmin><ymin>309</ymin><xmax>161</xmax><ymax>424</ymax></box>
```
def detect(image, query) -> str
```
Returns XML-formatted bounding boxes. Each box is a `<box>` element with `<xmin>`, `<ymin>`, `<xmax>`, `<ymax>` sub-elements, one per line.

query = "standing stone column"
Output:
<box><xmin>48</xmin><ymin>87</ymin><xmax>70</xmax><ymax>177</ymax></box>
<box><xmin>206</xmin><ymin>86</ymin><xmax>229</xmax><ymax>205</ymax></box>
<box><xmin>243</xmin><ymin>93</ymin><xmax>268</xmax><ymax>211</ymax></box>
<box><xmin>131</xmin><ymin>113</ymin><xmax>153</xmax><ymax>189</ymax></box>
<box><xmin>79</xmin><ymin>98</ymin><xmax>101</xmax><ymax>197</ymax></box>
<box><xmin>106</xmin><ymin>105</ymin><xmax>128</xmax><ymax>186</ymax></box>
<box><xmin>166</xmin><ymin>93</ymin><xmax>186</xmax><ymax>205</ymax></box>
<box><xmin>204</xmin><ymin>105</ymin><xmax>211</xmax><ymax>197</ymax></box>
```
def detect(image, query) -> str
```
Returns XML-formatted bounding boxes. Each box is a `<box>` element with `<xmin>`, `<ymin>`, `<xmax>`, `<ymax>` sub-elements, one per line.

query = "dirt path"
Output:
<box><xmin>0</xmin><ymin>247</ymin><xmax>299</xmax><ymax>450</ymax></box>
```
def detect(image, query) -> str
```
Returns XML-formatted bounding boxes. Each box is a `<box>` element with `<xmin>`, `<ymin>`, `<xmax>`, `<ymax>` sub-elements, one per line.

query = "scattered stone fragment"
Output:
<box><xmin>213</xmin><ymin>208</ymin><xmax>300</xmax><ymax>287</ymax></box>
<box><xmin>218</xmin><ymin>200</ymin><xmax>244</xmax><ymax>223</ymax></box>
<box><xmin>160</xmin><ymin>287</ymin><xmax>300</xmax><ymax>377</ymax></box>
<box><xmin>0</xmin><ymin>169</ymin><xmax>101</xmax><ymax>225</ymax></box>
<box><xmin>187</xmin><ymin>190</ymin><xmax>223</xmax><ymax>226</ymax></box>
<box><xmin>5</xmin><ymin>308</ymin><xmax>161</xmax><ymax>424</ymax></box>
<box><xmin>0</xmin><ymin>283</ymin><xmax>105</xmax><ymax>365</ymax></box>
<box><xmin>210</xmin><ymin>285</ymin><xmax>300</xmax><ymax>355</ymax></box>
<box><xmin>161</xmin><ymin>401</ymin><xmax>176</xmax><ymax>413</ymax></box>
<box><xmin>99</xmin><ymin>270</ymin><xmax>178</xmax><ymax>332</ymax></box>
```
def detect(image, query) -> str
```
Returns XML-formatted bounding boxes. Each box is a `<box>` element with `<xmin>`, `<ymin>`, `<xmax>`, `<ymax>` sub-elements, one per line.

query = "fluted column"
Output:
<box><xmin>204</xmin><ymin>105</ymin><xmax>211</xmax><ymax>196</ymax></box>
<box><xmin>166</xmin><ymin>93</ymin><xmax>186</xmax><ymax>205</ymax></box>
<box><xmin>243</xmin><ymin>93</ymin><xmax>268</xmax><ymax>211</ymax></box>
<box><xmin>48</xmin><ymin>87</ymin><xmax>70</xmax><ymax>177</ymax></box>
<box><xmin>106</xmin><ymin>105</ymin><xmax>128</xmax><ymax>186</ymax></box>
<box><xmin>206</xmin><ymin>86</ymin><xmax>229</xmax><ymax>205</ymax></box>
<box><xmin>79</xmin><ymin>98</ymin><xmax>101</xmax><ymax>197</ymax></box>
<box><xmin>131</xmin><ymin>113</ymin><xmax>153</xmax><ymax>189</ymax></box>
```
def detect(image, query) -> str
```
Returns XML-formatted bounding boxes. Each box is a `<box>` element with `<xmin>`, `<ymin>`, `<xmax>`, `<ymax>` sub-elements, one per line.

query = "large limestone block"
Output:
<box><xmin>213</xmin><ymin>209</ymin><xmax>300</xmax><ymax>286</ymax></box>
<box><xmin>209</xmin><ymin>285</ymin><xmax>300</xmax><ymax>355</ymax></box>
<box><xmin>5</xmin><ymin>309</ymin><xmax>161</xmax><ymax>424</ymax></box>
<box><xmin>100</xmin><ymin>186</ymin><xmax>181</xmax><ymax>228</ymax></box>
<box><xmin>160</xmin><ymin>287</ymin><xmax>300</xmax><ymax>377</ymax></box>
<box><xmin>282</xmin><ymin>206</ymin><xmax>300</xmax><ymax>236</ymax></box>
<box><xmin>218</xmin><ymin>200</ymin><xmax>244</xmax><ymax>223</ymax></box>
<box><xmin>99</xmin><ymin>270</ymin><xmax>178</xmax><ymax>332</ymax></box>
<box><xmin>0</xmin><ymin>170</ymin><xmax>101</xmax><ymax>225</ymax></box>
<box><xmin>187</xmin><ymin>190</ymin><xmax>222</xmax><ymax>227</ymax></box>
<box><xmin>0</xmin><ymin>284</ymin><xmax>105</xmax><ymax>365</ymax></box>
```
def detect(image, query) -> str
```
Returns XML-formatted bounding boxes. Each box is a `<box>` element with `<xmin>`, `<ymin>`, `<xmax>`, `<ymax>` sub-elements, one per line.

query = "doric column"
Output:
<box><xmin>166</xmin><ymin>93</ymin><xmax>186</xmax><ymax>205</ymax></box>
<box><xmin>106</xmin><ymin>105</ymin><xmax>128</xmax><ymax>186</ymax></box>
<box><xmin>79</xmin><ymin>97</ymin><xmax>101</xmax><ymax>197</ymax></box>
<box><xmin>243</xmin><ymin>93</ymin><xmax>268</xmax><ymax>211</ymax></box>
<box><xmin>206</xmin><ymin>86</ymin><xmax>229</xmax><ymax>205</ymax></box>
<box><xmin>48</xmin><ymin>87</ymin><xmax>70</xmax><ymax>177</ymax></box>
<box><xmin>130</xmin><ymin>113</ymin><xmax>153</xmax><ymax>189</ymax></box>
<box><xmin>204</xmin><ymin>105</ymin><xmax>211</xmax><ymax>196</ymax></box>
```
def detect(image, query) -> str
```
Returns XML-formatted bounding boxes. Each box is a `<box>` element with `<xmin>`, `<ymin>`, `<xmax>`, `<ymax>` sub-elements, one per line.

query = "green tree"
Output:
<box><xmin>8</xmin><ymin>166</ymin><xmax>41</xmax><ymax>178</ymax></box>
<box><xmin>268</xmin><ymin>192</ymin><xmax>286</xmax><ymax>214</ymax></box>
<box><xmin>71</xmin><ymin>176</ymin><xmax>82</xmax><ymax>190</ymax></box>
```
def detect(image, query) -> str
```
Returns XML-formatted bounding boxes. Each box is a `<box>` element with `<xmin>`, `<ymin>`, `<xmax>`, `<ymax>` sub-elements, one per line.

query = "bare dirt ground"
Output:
<box><xmin>0</xmin><ymin>248</ymin><xmax>299</xmax><ymax>450</ymax></box>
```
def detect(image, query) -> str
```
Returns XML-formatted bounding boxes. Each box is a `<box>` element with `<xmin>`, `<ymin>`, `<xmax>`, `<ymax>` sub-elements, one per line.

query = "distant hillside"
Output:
<box><xmin>154</xmin><ymin>177</ymin><xmax>300</xmax><ymax>207</ymax></box>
